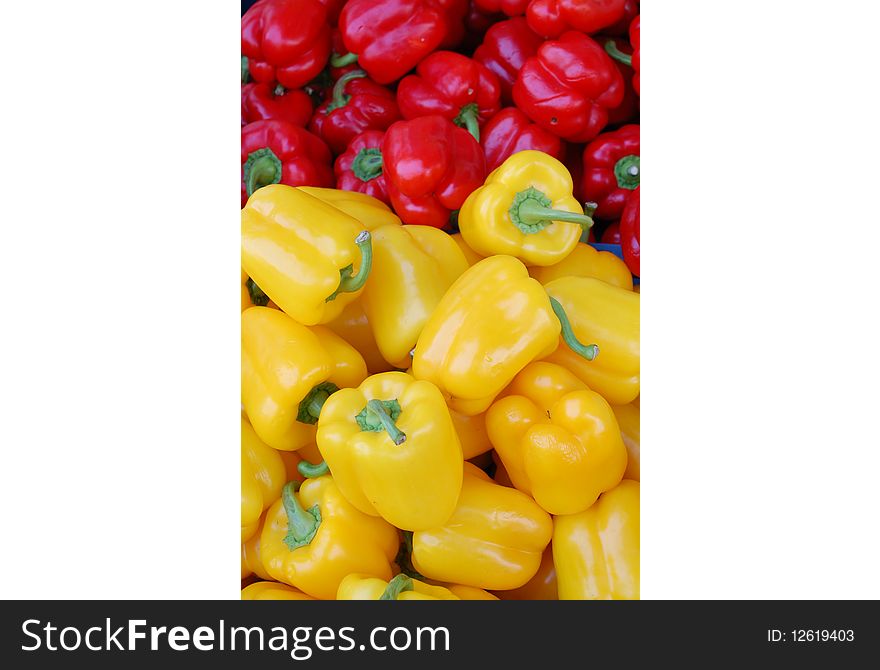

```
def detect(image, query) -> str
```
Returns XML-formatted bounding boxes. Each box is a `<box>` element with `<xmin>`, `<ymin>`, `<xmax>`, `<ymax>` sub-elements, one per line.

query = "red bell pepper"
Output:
<box><xmin>473</xmin><ymin>0</ymin><xmax>527</xmax><ymax>15</ymax></box>
<box><xmin>619</xmin><ymin>185</ymin><xmax>639</xmax><ymax>276</ymax></box>
<box><xmin>601</xmin><ymin>221</ymin><xmax>620</xmax><ymax>244</ymax></box>
<box><xmin>397</xmin><ymin>51</ymin><xmax>501</xmax><ymax>143</ymax></box>
<box><xmin>241</xmin><ymin>82</ymin><xmax>313</xmax><ymax>127</ymax></box>
<box><xmin>335</xmin><ymin>130</ymin><xmax>391</xmax><ymax>205</ymax></box>
<box><xmin>338</xmin><ymin>0</ymin><xmax>469</xmax><ymax>85</ymax></box>
<box><xmin>581</xmin><ymin>124</ymin><xmax>639</xmax><ymax>220</ymax></box>
<box><xmin>601</xmin><ymin>35</ymin><xmax>639</xmax><ymax>126</ymax></box>
<box><xmin>318</xmin><ymin>0</ymin><xmax>346</xmax><ymax>25</ymax></box>
<box><xmin>241</xmin><ymin>0</ymin><xmax>331</xmax><ymax>90</ymax></box>
<box><xmin>309</xmin><ymin>70</ymin><xmax>401</xmax><ymax>155</ymax></box>
<box><xmin>241</xmin><ymin>120</ymin><xmax>333</xmax><ymax>206</ymax></box>
<box><xmin>513</xmin><ymin>31</ymin><xmax>623</xmax><ymax>143</ymax></box>
<box><xmin>473</xmin><ymin>17</ymin><xmax>543</xmax><ymax>105</ymax></box>
<box><xmin>526</xmin><ymin>0</ymin><xmax>628</xmax><ymax>38</ymax></box>
<box><xmin>382</xmin><ymin>115</ymin><xmax>486</xmax><ymax>227</ymax></box>
<box><xmin>481</xmin><ymin>108</ymin><xmax>563</xmax><ymax>171</ymax></box>
<box><xmin>630</xmin><ymin>15</ymin><xmax>640</xmax><ymax>95</ymax></box>
<box><xmin>605</xmin><ymin>0</ymin><xmax>639</xmax><ymax>36</ymax></box>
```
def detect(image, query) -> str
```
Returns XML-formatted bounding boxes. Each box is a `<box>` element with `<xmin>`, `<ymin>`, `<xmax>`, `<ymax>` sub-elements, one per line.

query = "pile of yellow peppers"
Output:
<box><xmin>241</xmin><ymin>151</ymin><xmax>640</xmax><ymax>601</ymax></box>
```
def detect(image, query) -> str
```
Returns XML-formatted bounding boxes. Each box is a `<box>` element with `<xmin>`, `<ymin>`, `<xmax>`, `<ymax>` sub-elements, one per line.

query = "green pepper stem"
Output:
<box><xmin>454</xmin><ymin>103</ymin><xmax>481</xmax><ymax>142</ymax></box>
<box><xmin>366</xmin><ymin>399</ymin><xmax>407</xmax><ymax>445</ymax></box>
<box><xmin>241</xmin><ymin>55</ymin><xmax>250</xmax><ymax>84</ymax></box>
<box><xmin>604</xmin><ymin>40</ymin><xmax>632</xmax><ymax>67</ymax></box>
<box><xmin>328</xmin><ymin>231</ymin><xmax>373</xmax><ymax>300</ymax></box>
<box><xmin>549</xmin><ymin>297</ymin><xmax>599</xmax><ymax>361</ymax></box>
<box><xmin>281</xmin><ymin>481</ymin><xmax>322</xmax><ymax>551</ymax></box>
<box><xmin>583</xmin><ymin>201</ymin><xmax>598</xmax><ymax>218</ymax></box>
<box><xmin>613</xmin><ymin>154</ymin><xmax>640</xmax><ymax>190</ymax></box>
<box><xmin>379</xmin><ymin>574</ymin><xmax>414</xmax><ymax>601</ymax></box>
<box><xmin>297</xmin><ymin>382</ymin><xmax>340</xmax><ymax>425</ymax></box>
<box><xmin>351</xmin><ymin>147</ymin><xmax>383</xmax><ymax>182</ymax></box>
<box><xmin>273</xmin><ymin>83</ymin><xmax>286</xmax><ymax>97</ymax></box>
<box><xmin>244</xmin><ymin>147</ymin><xmax>282</xmax><ymax>198</ymax></box>
<box><xmin>327</xmin><ymin>70</ymin><xmax>367</xmax><ymax>113</ymax></box>
<box><xmin>330</xmin><ymin>51</ymin><xmax>359</xmax><ymax>68</ymax></box>
<box><xmin>246</xmin><ymin>278</ymin><xmax>270</xmax><ymax>307</ymax></box>
<box><xmin>298</xmin><ymin>460</ymin><xmax>330</xmax><ymax>479</ymax></box>
<box><xmin>517</xmin><ymin>200</ymin><xmax>595</xmax><ymax>227</ymax></box>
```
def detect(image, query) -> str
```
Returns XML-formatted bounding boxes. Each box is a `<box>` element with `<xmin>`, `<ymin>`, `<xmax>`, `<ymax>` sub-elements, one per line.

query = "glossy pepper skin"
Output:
<box><xmin>242</xmin><ymin>512</ymin><xmax>274</xmax><ymax>580</ymax></box>
<box><xmin>241</xmin><ymin>269</ymin><xmax>277</xmax><ymax>312</ymax></box>
<box><xmin>494</xmin><ymin>547</ymin><xmax>557</xmax><ymax>599</ymax></box>
<box><xmin>242</xmin><ymin>417</ymin><xmax>287</xmax><ymax>541</ymax></box>
<box><xmin>529</xmin><ymin>242</ymin><xmax>633</xmax><ymax>291</ymax></box>
<box><xmin>262</xmin><ymin>476</ymin><xmax>400</xmax><ymax>600</ymax></box>
<box><xmin>459</xmin><ymin>150</ymin><xmax>591</xmax><ymax>266</ymax></box>
<box><xmin>383</xmin><ymin>115</ymin><xmax>486</xmax><ymax>228</ymax></box>
<box><xmin>334</xmin><ymin>130</ymin><xmax>391</xmax><ymax>206</ymax></box>
<box><xmin>411</xmin><ymin>463</ymin><xmax>553</xmax><ymax>590</ymax></box>
<box><xmin>412</xmin><ymin>255</ymin><xmax>597</xmax><ymax>416</ymax></box>
<box><xmin>619</xmin><ymin>185</ymin><xmax>639</xmax><ymax>276</ymax></box>
<box><xmin>474</xmin><ymin>18</ymin><xmax>543</xmax><ymax>105</ymax></box>
<box><xmin>241</xmin><ymin>0</ymin><xmax>331</xmax><ymax>90</ymax></box>
<box><xmin>338</xmin><ymin>0</ymin><xmax>469</xmax><ymax>85</ymax></box>
<box><xmin>325</xmin><ymin>299</ymin><xmax>395</xmax><ymax>376</ymax></box>
<box><xmin>482</xmin><ymin>108</ymin><xmax>564</xmax><ymax>172</ymax></box>
<box><xmin>486</xmin><ymin>361</ymin><xmax>627</xmax><ymax>515</ymax></box>
<box><xmin>581</xmin><ymin>124</ymin><xmax>640</xmax><ymax>220</ymax></box>
<box><xmin>241</xmin><ymin>82</ymin><xmax>313</xmax><ymax>127</ymax></box>
<box><xmin>316</xmin><ymin>372</ymin><xmax>463</xmax><ymax>531</ymax></box>
<box><xmin>450</xmin><ymin>408</ymin><xmax>491</xmax><ymax>459</ymax></box>
<box><xmin>526</xmin><ymin>0</ymin><xmax>628</xmax><ymax>38</ymax></box>
<box><xmin>542</xmin><ymin>276</ymin><xmax>640</xmax><ymax>405</ymax></box>
<box><xmin>553</xmin><ymin>479</ymin><xmax>639</xmax><ymax>600</ymax></box>
<box><xmin>241</xmin><ymin>185</ymin><xmax>374</xmax><ymax>325</ymax></box>
<box><xmin>397</xmin><ymin>51</ymin><xmax>501</xmax><ymax>143</ymax></box>
<box><xmin>338</xmin><ymin>574</ymin><xmax>460</xmax><ymax>600</ymax></box>
<box><xmin>241</xmin><ymin>581</ymin><xmax>315</xmax><ymax>600</ymax></box>
<box><xmin>297</xmin><ymin>185</ymin><xmax>401</xmax><ymax>230</ymax></box>
<box><xmin>630</xmin><ymin>15</ymin><xmax>640</xmax><ymax>95</ymax></box>
<box><xmin>241</xmin><ymin>306</ymin><xmax>367</xmax><ymax>451</ymax></box>
<box><xmin>309</xmin><ymin>70</ymin><xmax>401</xmax><ymax>155</ymax></box>
<box><xmin>612</xmin><ymin>401</ymin><xmax>639</xmax><ymax>481</ymax></box>
<box><xmin>362</xmin><ymin>225</ymin><xmax>469</xmax><ymax>367</ymax></box>
<box><xmin>241</xmin><ymin>121</ymin><xmax>333</xmax><ymax>207</ymax></box>
<box><xmin>450</xmin><ymin>233</ymin><xmax>484</xmax><ymax>266</ymax></box>
<box><xmin>513</xmin><ymin>31</ymin><xmax>623</xmax><ymax>143</ymax></box>
<box><xmin>601</xmin><ymin>35</ymin><xmax>639</xmax><ymax>126</ymax></box>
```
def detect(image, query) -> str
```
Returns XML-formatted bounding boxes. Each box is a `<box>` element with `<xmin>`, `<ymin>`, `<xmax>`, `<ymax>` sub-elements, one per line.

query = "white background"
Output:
<box><xmin>1</xmin><ymin>1</ymin><xmax>879</xmax><ymax>599</ymax></box>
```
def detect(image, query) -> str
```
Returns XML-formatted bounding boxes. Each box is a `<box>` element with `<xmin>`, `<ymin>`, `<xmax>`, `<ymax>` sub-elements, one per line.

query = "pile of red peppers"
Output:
<box><xmin>241</xmin><ymin>0</ymin><xmax>640</xmax><ymax>277</ymax></box>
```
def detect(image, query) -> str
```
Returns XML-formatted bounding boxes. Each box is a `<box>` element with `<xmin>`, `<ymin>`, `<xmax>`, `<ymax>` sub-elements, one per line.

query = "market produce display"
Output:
<box><xmin>241</xmin><ymin>0</ymin><xmax>640</xmax><ymax>601</ymax></box>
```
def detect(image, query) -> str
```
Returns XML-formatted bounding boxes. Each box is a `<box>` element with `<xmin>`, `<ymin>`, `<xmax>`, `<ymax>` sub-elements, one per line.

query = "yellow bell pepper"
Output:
<box><xmin>298</xmin><ymin>186</ymin><xmax>402</xmax><ymax>230</ymax></box>
<box><xmin>529</xmin><ymin>243</ymin><xmax>633</xmax><ymax>291</ymax></box>
<box><xmin>241</xmin><ymin>417</ymin><xmax>286</xmax><ymax>542</ymax></box>
<box><xmin>362</xmin><ymin>225</ymin><xmax>469</xmax><ymax>368</ymax></box>
<box><xmin>612</xmin><ymin>402</ymin><xmax>640</xmax><ymax>481</ymax></box>
<box><xmin>325</xmin><ymin>299</ymin><xmax>395</xmax><ymax>375</ymax></box>
<box><xmin>316</xmin><ymin>371</ymin><xmax>463</xmax><ymax>531</ymax></box>
<box><xmin>412</xmin><ymin>255</ymin><xmax>599</xmax><ymax>416</ymax></box>
<box><xmin>337</xmin><ymin>574</ymin><xmax>460</xmax><ymax>600</ymax></box>
<box><xmin>241</xmin><ymin>581</ymin><xmax>315</xmax><ymax>600</ymax></box>
<box><xmin>411</xmin><ymin>462</ymin><xmax>552</xmax><ymax>590</ymax></box>
<box><xmin>241</xmin><ymin>269</ymin><xmax>278</xmax><ymax>312</ymax></box>
<box><xmin>486</xmin><ymin>361</ymin><xmax>627</xmax><ymax>515</ymax></box>
<box><xmin>450</xmin><ymin>232</ymin><xmax>484</xmax><ymax>266</ymax></box>
<box><xmin>542</xmin><ymin>277</ymin><xmax>640</xmax><ymax>405</ymax></box>
<box><xmin>450</xmin><ymin>409</ymin><xmax>491</xmax><ymax>460</ymax></box>
<box><xmin>553</xmin><ymin>479</ymin><xmax>640</xmax><ymax>600</ymax></box>
<box><xmin>241</xmin><ymin>306</ymin><xmax>367</xmax><ymax>451</ymax></box>
<box><xmin>261</xmin><ymin>476</ymin><xmax>399</xmax><ymax>600</ymax></box>
<box><xmin>458</xmin><ymin>150</ymin><xmax>592</xmax><ymax>267</ymax></box>
<box><xmin>242</xmin><ymin>513</ymin><xmax>273</xmax><ymax>581</ymax></box>
<box><xmin>446</xmin><ymin>584</ymin><xmax>499</xmax><ymax>600</ymax></box>
<box><xmin>494</xmin><ymin>547</ymin><xmax>557</xmax><ymax>600</ymax></box>
<box><xmin>241</xmin><ymin>185</ymin><xmax>374</xmax><ymax>326</ymax></box>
